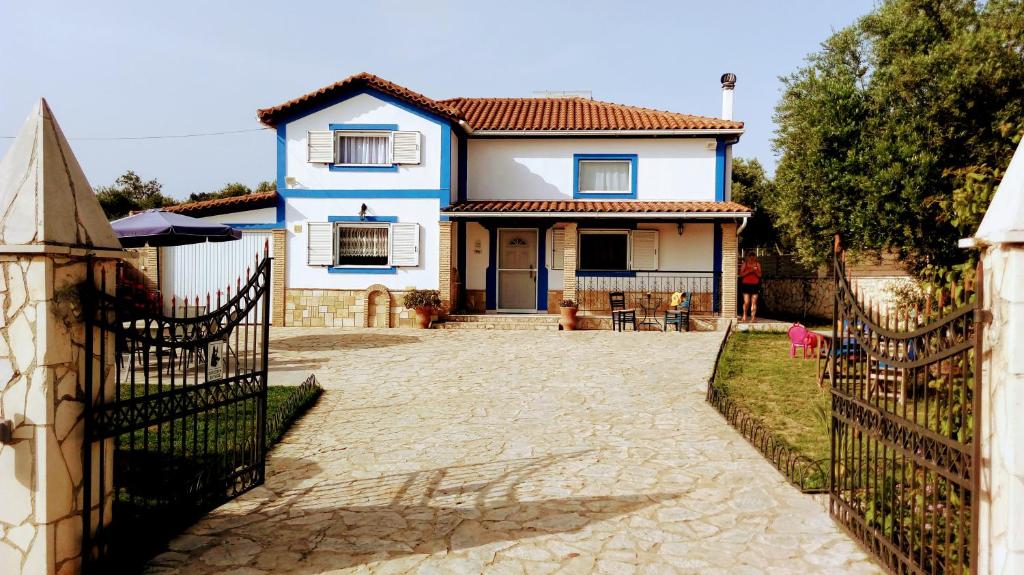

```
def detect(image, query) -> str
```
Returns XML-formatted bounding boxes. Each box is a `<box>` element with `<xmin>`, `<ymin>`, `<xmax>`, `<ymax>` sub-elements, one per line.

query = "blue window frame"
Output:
<box><xmin>328</xmin><ymin>123</ymin><xmax>399</xmax><ymax>172</ymax></box>
<box><xmin>573</xmin><ymin>153</ymin><xmax>638</xmax><ymax>199</ymax></box>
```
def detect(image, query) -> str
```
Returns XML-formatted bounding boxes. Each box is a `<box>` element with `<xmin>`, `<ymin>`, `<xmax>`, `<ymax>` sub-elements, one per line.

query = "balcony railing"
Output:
<box><xmin>575</xmin><ymin>270</ymin><xmax>720</xmax><ymax>315</ymax></box>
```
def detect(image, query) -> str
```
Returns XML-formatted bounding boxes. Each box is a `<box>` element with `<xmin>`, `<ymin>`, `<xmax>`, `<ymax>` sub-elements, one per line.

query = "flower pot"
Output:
<box><xmin>559</xmin><ymin>306</ymin><xmax>578</xmax><ymax>331</ymax></box>
<box><xmin>414</xmin><ymin>306</ymin><xmax>433</xmax><ymax>329</ymax></box>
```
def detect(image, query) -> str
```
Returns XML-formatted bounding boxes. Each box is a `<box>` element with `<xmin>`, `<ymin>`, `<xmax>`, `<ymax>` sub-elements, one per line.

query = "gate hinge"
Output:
<box><xmin>975</xmin><ymin>309</ymin><xmax>992</xmax><ymax>324</ymax></box>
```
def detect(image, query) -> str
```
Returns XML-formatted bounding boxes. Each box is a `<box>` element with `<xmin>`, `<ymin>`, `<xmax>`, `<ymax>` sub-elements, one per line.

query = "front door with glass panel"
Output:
<box><xmin>497</xmin><ymin>229</ymin><xmax>538</xmax><ymax>312</ymax></box>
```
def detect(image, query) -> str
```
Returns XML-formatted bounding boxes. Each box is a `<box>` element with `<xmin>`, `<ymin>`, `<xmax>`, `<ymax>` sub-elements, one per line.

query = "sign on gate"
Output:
<box><xmin>207</xmin><ymin>339</ymin><xmax>227</xmax><ymax>380</ymax></box>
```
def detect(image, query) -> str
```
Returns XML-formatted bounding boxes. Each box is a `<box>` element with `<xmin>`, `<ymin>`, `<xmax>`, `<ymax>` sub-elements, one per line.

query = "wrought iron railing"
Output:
<box><xmin>575</xmin><ymin>270</ymin><xmax>719</xmax><ymax>314</ymax></box>
<box><xmin>829</xmin><ymin>236</ymin><xmax>981</xmax><ymax>575</ymax></box>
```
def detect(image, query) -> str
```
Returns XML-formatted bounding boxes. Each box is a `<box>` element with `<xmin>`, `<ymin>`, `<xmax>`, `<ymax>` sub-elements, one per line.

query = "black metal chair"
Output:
<box><xmin>664</xmin><ymin>291</ymin><xmax>692</xmax><ymax>332</ymax></box>
<box><xmin>609</xmin><ymin>291</ymin><xmax>637</xmax><ymax>332</ymax></box>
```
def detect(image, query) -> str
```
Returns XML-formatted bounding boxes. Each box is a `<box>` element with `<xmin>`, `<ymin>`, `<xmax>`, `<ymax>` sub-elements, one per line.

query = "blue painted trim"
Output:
<box><xmin>275</xmin><ymin>193</ymin><xmax>286</xmax><ymax>225</ymax></box>
<box><xmin>329</xmin><ymin>123</ymin><xmax>398</xmax><ymax>131</ymax></box>
<box><xmin>440</xmin><ymin>125</ymin><xmax>451</xmax><ymax>220</ymax></box>
<box><xmin>327</xmin><ymin>215</ymin><xmax>398</xmax><ymax>223</ymax></box>
<box><xmin>225</xmin><ymin>223</ymin><xmax>285</xmax><ymax>230</ymax></box>
<box><xmin>280</xmin><ymin>189</ymin><xmax>448</xmax><ymax>200</ymax></box>
<box><xmin>328</xmin><ymin>267</ymin><xmax>397</xmax><ymax>275</ymax></box>
<box><xmin>573</xmin><ymin>154</ymin><xmax>638</xmax><ymax>199</ymax></box>
<box><xmin>715</xmin><ymin>140</ymin><xmax>727</xmax><ymax>202</ymax></box>
<box><xmin>330</xmin><ymin>164</ymin><xmax>399</xmax><ymax>172</ymax></box>
<box><xmin>537</xmin><ymin>223</ymin><xmax>550</xmax><ymax>311</ymax></box>
<box><xmin>575</xmin><ymin>270</ymin><xmax>637</xmax><ymax>278</ymax></box>
<box><xmin>456</xmin><ymin>133</ymin><xmax>468</xmax><ymax>203</ymax></box>
<box><xmin>485</xmin><ymin>226</ymin><xmax>497</xmax><ymax>310</ymax></box>
<box><xmin>456</xmin><ymin>220</ymin><xmax>467</xmax><ymax>308</ymax></box>
<box><xmin>713</xmin><ymin>224</ymin><xmax>723</xmax><ymax>313</ymax></box>
<box><xmin>273</xmin><ymin>87</ymin><xmax>455</xmax><ymax>130</ymax></box>
<box><xmin>276</xmin><ymin>125</ymin><xmax>287</xmax><ymax>191</ymax></box>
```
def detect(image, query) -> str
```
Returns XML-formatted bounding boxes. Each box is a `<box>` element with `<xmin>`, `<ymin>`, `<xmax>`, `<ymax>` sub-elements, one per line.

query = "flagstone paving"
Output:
<box><xmin>147</xmin><ymin>327</ymin><xmax>880</xmax><ymax>575</ymax></box>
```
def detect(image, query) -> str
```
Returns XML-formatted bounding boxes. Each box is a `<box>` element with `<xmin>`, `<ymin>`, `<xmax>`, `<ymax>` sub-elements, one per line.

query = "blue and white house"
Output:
<box><xmin>160</xmin><ymin>72</ymin><xmax>750</xmax><ymax>328</ymax></box>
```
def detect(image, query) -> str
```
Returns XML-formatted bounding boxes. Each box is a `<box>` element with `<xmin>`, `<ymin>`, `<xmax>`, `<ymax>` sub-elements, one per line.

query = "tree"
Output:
<box><xmin>731</xmin><ymin>157</ymin><xmax>783</xmax><ymax>251</ymax></box>
<box><xmin>95</xmin><ymin>171</ymin><xmax>177</xmax><ymax>219</ymax></box>
<box><xmin>187</xmin><ymin>180</ymin><xmax>276</xmax><ymax>203</ymax></box>
<box><xmin>771</xmin><ymin>0</ymin><xmax>1024</xmax><ymax>283</ymax></box>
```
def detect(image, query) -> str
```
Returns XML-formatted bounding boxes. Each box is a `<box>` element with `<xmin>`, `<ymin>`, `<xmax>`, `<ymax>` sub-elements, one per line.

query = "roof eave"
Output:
<box><xmin>440</xmin><ymin>211</ymin><xmax>753</xmax><ymax>219</ymax></box>
<box><xmin>468</xmin><ymin>128</ymin><xmax>745</xmax><ymax>137</ymax></box>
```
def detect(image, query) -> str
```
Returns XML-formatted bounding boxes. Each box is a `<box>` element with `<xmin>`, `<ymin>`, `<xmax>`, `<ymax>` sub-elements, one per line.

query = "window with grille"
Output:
<box><xmin>335</xmin><ymin>224</ymin><xmax>389</xmax><ymax>266</ymax></box>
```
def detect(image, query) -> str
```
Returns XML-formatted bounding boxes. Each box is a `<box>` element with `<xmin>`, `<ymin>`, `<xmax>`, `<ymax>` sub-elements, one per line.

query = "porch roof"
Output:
<box><xmin>441</xmin><ymin>200</ymin><xmax>751</xmax><ymax>219</ymax></box>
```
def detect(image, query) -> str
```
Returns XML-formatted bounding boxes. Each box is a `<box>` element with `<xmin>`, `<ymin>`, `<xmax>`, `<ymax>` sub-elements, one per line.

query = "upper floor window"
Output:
<box><xmin>307</xmin><ymin>128</ymin><xmax>421</xmax><ymax>168</ymax></box>
<box><xmin>337</xmin><ymin>132</ymin><xmax>391</xmax><ymax>166</ymax></box>
<box><xmin>573</xmin><ymin>154</ymin><xmax>638</xmax><ymax>198</ymax></box>
<box><xmin>579</xmin><ymin>160</ymin><xmax>630</xmax><ymax>194</ymax></box>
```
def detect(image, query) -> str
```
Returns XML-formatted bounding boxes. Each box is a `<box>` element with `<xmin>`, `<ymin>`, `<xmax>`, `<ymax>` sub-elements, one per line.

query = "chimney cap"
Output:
<box><xmin>721</xmin><ymin>73</ymin><xmax>737</xmax><ymax>89</ymax></box>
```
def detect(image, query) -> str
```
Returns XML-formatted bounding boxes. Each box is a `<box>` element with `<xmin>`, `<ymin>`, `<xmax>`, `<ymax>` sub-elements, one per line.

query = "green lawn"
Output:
<box><xmin>714</xmin><ymin>331</ymin><xmax>831</xmax><ymax>462</ymax></box>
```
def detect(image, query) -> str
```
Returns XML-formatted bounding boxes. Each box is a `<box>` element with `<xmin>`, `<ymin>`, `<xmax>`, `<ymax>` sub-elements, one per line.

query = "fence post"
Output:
<box><xmin>966</xmin><ymin>141</ymin><xmax>1024</xmax><ymax>574</ymax></box>
<box><xmin>0</xmin><ymin>100</ymin><xmax>123</xmax><ymax>575</ymax></box>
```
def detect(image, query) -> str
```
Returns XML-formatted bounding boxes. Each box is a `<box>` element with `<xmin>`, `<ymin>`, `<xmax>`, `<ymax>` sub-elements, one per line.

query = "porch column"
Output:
<box><xmin>720</xmin><ymin>222</ymin><xmax>738</xmax><ymax>318</ymax></box>
<box><xmin>562</xmin><ymin>223</ymin><xmax>578</xmax><ymax>303</ymax></box>
<box><xmin>438</xmin><ymin>221</ymin><xmax>454</xmax><ymax>315</ymax></box>
<box><xmin>271</xmin><ymin>228</ymin><xmax>287</xmax><ymax>326</ymax></box>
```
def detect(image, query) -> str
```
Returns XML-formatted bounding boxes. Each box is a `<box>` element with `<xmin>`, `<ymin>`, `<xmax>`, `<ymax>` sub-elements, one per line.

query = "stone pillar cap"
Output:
<box><xmin>974</xmin><ymin>140</ymin><xmax>1024</xmax><ymax>245</ymax></box>
<box><xmin>0</xmin><ymin>99</ymin><xmax>122</xmax><ymax>252</ymax></box>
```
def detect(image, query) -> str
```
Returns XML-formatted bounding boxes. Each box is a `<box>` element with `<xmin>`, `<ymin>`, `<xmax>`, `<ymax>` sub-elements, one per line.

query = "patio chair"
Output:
<box><xmin>608</xmin><ymin>291</ymin><xmax>637</xmax><ymax>332</ymax></box>
<box><xmin>787</xmin><ymin>323</ymin><xmax>817</xmax><ymax>358</ymax></box>
<box><xmin>663</xmin><ymin>291</ymin><xmax>691</xmax><ymax>332</ymax></box>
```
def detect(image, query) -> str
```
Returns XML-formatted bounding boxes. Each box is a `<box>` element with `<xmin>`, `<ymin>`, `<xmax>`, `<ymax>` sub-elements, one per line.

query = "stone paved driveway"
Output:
<box><xmin>148</xmin><ymin>328</ymin><xmax>879</xmax><ymax>575</ymax></box>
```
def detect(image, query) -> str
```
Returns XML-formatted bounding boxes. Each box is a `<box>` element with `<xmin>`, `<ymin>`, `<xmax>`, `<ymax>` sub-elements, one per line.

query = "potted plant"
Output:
<box><xmin>559</xmin><ymin>298</ymin><xmax>578</xmax><ymax>331</ymax></box>
<box><xmin>403</xmin><ymin>289</ymin><xmax>442</xmax><ymax>329</ymax></box>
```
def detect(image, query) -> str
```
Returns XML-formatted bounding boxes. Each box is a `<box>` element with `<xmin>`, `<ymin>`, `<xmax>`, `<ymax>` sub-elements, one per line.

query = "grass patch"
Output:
<box><xmin>713</xmin><ymin>331</ymin><xmax>831</xmax><ymax>464</ymax></box>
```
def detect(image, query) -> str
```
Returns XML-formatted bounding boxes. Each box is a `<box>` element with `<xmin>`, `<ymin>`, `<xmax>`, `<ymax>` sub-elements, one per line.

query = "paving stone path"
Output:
<box><xmin>147</xmin><ymin>328</ymin><xmax>880</xmax><ymax>574</ymax></box>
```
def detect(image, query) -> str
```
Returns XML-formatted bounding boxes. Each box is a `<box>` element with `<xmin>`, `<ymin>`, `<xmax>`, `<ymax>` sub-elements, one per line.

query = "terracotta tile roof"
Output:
<box><xmin>256</xmin><ymin>73</ymin><xmax>744</xmax><ymax>132</ymax></box>
<box><xmin>442</xmin><ymin>200</ymin><xmax>751</xmax><ymax>215</ymax></box>
<box><xmin>439</xmin><ymin>97</ymin><xmax>743</xmax><ymax>132</ymax></box>
<box><xmin>257</xmin><ymin>73</ymin><xmax>463</xmax><ymax>127</ymax></box>
<box><xmin>163</xmin><ymin>191</ymin><xmax>278</xmax><ymax>218</ymax></box>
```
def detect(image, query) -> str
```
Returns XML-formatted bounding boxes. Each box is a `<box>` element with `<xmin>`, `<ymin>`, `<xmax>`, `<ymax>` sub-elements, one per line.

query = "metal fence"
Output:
<box><xmin>575</xmin><ymin>270</ymin><xmax>719</xmax><ymax>314</ymax></box>
<box><xmin>829</xmin><ymin>238</ymin><xmax>981</xmax><ymax>574</ymax></box>
<box><xmin>81</xmin><ymin>248</ymin><xmax>272</xmax><ymax>573</ymax></box>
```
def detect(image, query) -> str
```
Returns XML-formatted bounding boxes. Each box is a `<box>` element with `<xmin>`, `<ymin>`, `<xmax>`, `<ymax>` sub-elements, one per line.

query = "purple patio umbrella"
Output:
<box><xmin>111</xmin><ymin>209</ymin><xmax>243</xmax><ymax>247</ymax></box>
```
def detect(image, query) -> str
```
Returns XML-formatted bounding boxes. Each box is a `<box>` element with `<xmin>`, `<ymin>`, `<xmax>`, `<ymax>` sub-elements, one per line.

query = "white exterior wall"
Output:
<box><xmin>283</xmin><ymin>92</ymin><xmax>442</xmax><ymax>191</ymax></box>
<box><xmin>200</xmin><ymin>206</ymin><xmax>277</xmax><ymax>225</ymax></box>
<box><xmin>467</xmin><ymin>138</ymin><xmax>718</xmax><ymax>201</ymax></box>
<box><xmin>637</xmin><ymin>222</ymin><xmax>715</xmax><ymax>270</ymax></box>
<box><xmin>466</xmin><ymin>222</ymin><xmax>489</xmax><ymax>290</ymax></box>
<box><xmin>285</xmin><ymin>197</ymin><xmax>440</xmax><ymax>290</ymax></box>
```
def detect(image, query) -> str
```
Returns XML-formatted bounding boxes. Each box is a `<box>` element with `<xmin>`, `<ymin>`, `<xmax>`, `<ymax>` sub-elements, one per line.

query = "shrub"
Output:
<box><xmin>559</xmin><ymin>299</ymin><xmax>576</xmax><ymax>308</ymax></box>
<box><xmin>402</xmin><ymin>289</ymin><xmax>441</xmax><ymax>310</ymax></box>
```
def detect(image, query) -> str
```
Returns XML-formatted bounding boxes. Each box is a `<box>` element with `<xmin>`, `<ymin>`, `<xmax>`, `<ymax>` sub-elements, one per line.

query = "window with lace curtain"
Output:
<box><xmin>335</xmin><ymin>224</ymin><xmax>390</xmax><ymax>266</ymax></box>
<box><xmin>335</xmin><ymin>131</ymin><xmax>391</xmax><ymax>166</ymax></box>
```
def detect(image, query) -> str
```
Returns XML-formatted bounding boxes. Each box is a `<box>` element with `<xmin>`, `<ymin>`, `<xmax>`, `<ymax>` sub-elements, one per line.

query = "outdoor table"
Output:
<box><xmin>811</xmin><ymin>328</ymin><xmax>834</xmax><ymax>388</ymax></box>
<box><xmin>637</xmin><ymin>294</ymin><xmax>663</xmax><ymax>331</ymax></box>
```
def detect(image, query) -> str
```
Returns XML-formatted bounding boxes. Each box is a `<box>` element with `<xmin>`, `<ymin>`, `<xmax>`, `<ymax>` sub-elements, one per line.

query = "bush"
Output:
<box><xmin>559</xmin><ymin>299</ymin><xmax>576</xmax><ymax>308</ymax></box>
<box><xmin>402</xmin><ymin>289</ymin><xmax>442</xmax><ymax>310</ymax></box>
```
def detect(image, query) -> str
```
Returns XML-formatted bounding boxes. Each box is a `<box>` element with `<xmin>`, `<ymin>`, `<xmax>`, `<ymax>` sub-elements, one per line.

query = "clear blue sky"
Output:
<box><xmin>0</xmin><ymin>0</ymin><xmax>874</xmax><ymax>200</ymax></box>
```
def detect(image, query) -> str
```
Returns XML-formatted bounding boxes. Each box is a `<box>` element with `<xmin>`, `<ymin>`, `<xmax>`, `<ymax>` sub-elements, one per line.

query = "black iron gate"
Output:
<box><xmin>829</xmin><ymin>238</ymin><xmax>981</xmax><ymax>574</ymax></box>
<box><xmin>82</xmin><ymin>249</ymin><xmax>272</xmax><ymax>572</ymax></box>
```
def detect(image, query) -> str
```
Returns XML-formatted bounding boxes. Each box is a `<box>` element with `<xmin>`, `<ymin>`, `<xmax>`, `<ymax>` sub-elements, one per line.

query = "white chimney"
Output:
<box><xmin>720</xmin><ymin>73</ymin><xmax>736</xmax><ymax>120</ymax></box>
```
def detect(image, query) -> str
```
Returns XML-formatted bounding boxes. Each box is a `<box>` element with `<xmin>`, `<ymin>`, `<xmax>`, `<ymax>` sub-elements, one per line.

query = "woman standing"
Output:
<box><xmin>739</xmin><ymin>252</ymin><xmax>762</xmax><ymax>323</ymax></box>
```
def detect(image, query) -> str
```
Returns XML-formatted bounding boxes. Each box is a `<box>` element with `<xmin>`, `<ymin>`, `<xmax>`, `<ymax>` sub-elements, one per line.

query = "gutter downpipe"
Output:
<box><xmin>736</xmin><ymin>215</ymin><xmax>749</xmax><ymax>236</ymax></box>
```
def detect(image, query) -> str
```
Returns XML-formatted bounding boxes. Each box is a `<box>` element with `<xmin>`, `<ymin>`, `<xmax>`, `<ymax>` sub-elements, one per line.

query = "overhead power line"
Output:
<box><xmin>0</xmin><ymin>127</ymin><xmax>271</xmax><ymax>141</ymax></box>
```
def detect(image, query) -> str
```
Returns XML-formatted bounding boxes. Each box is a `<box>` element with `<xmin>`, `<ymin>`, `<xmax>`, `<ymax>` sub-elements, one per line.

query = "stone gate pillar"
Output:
<box><xmin>0</xmin><ymin>100</ymin><xmax>123</xmax><ymax>575</ymax></box>
<box><xmin>965</xmin><ymin>141</ymin><xmax>1024</xmax><ymax>574</ymax></box>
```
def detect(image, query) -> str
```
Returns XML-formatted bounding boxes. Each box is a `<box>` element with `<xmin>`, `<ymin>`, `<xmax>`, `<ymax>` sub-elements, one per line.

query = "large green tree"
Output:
<box><xmin>731</xmin><ymin>157</ymin><xmax>783</xmax><ymax>251</ymax></box>
<box><xmin>95</xmin><ymin>171</ymin><xmax>177</xmax><ymax>219</ymax></box>
<box><xmin>772</xmin><ymin>0</ymin><xmax>1024</xmax><ymax>282</ymax></box>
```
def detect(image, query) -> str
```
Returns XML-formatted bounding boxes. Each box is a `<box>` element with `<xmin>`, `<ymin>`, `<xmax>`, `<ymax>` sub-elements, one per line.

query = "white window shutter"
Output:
<box><xmin>307</xmin><ymin>131</ymin><xmax>335</xmax><ymax>163</ymax></box>
<box><xmin>630</xmin><ymin>230</ymin><xmax>659</xmax><ymax>271</ymax></box>
<box><xmin>307</xmin><ymin>222</ymin><xmax>334</xmax><ymax>266</ymax></box>
<box><xmin>551</xmin><ymin>228</ymin><xmax>565</xmax><ymax>269</ymax></box>
<box><xmin>391</xmin><ymin>131</ymin><xmax>421</xmax><ymax>164</ymax></box>
<box><xmin>389</xmin><ymin>223</ymin><xmax>420</xmax><ymax>266</ymax></box>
